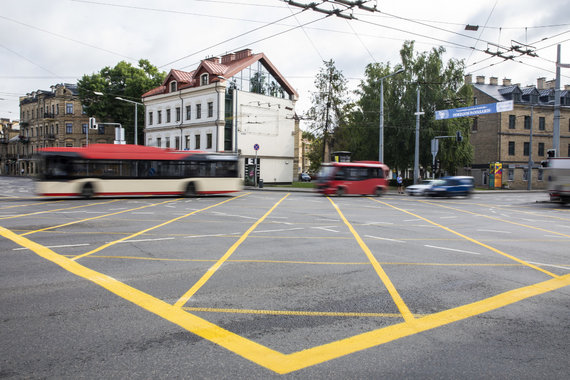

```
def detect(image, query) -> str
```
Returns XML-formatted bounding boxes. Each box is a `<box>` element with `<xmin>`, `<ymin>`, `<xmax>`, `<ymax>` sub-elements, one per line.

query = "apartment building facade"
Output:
<box><xmin>466</xmin><ymin>75</ymin><xmax>570</xmax><ymax>189</ymax></box>
<box><xmin>142</xmin><ymin>49</ymin><xmax>299</xmax><ymax>184</ymax></box>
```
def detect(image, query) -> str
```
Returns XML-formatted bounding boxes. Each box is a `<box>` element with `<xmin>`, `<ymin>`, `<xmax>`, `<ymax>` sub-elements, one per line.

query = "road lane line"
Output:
<box><xmin>253</xmin><ymin>227</ymin><xmax>304</xmax><ymax>233</ymax></box>
<box><xmin>424</xmin><ymin>245</ymin><xmax>481</xmax><ymax>255</ymax></box>
<box><xmin>526</xmin><ymin>261</ymin><xmax>570</xmax><ymax>271</ymax></box>
<box><xmin>0</xmin><ymin>199</ymin><xmax>121</xmax><ymax>220</ymax></box>
<box><xmin>328</xmin><ymin>197</ymin><xmax>415</xmax><ymax>323</ymax></box>
<box><xmin>20</xmin><ymin>198</ymin><xmax>181</xmax><ymax>237</ymax></box>
<box><xmin>173</xmin><ymin>193</ymin><xmax>290</xmax><ymax>308</ymax></box>
<box><xmin>365</xmin><ymin>235</ymin><xmax>406</xmax><ymax>243</ymax></box>
<box><xmin>71</xmin><ymin>194</ymin><xmax>249</xmax><ymax>261</ymax></box>
<box><xmin>182</xmin><ymin>306</ymin><xmax>425</xmax><ymax>318</ymax></box>
<box><xmin>477</xmin><ymin>229</ymin><xmax>512</xmax><ymax>234</ymax></box>
<box><xmin>374</xmin><ymin>199</ymin><xmax>559</xmax><ymax>279</ymax></box>
<box><xmin>13</xmin><ymin>243</ymin><xmax>90</xmax><ymax>251</ymax></box>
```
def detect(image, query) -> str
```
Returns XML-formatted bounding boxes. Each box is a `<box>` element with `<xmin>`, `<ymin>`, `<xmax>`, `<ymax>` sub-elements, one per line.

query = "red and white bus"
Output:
<box><xmin>35</xmin><ymin>144</ymin><xmax>242</xmax><ymax>198</ymax></box>
<box><xmin>315</xmin><ymin>161</ymin><xmax>390</xmax><ymax>196</ymax></box>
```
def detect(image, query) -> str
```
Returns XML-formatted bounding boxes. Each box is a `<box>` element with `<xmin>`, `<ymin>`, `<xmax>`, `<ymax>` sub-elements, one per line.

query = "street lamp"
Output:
<box><xmin>115</xmin><ymin>97</ymin><xmax>143</xmax><ymax>145</ymax></box>
<box><xmin>378</xmin><ymin>67</ymin><xmax>404</xmax><ymax>163</ymax></box>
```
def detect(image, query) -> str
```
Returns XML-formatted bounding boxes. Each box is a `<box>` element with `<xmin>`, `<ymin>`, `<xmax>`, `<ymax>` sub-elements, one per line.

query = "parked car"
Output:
<box><xmin>300</xmin><ymin>173</ymin><xmax>312</xmax><ymax>182</ymax></box>
<box><xmin>425</xmin><ymin>176</ymin><xmax>474</xmax><ymax>197</ymax></box>
<box><xmin>405</xmin><ymin>179</ymin><xmax>437</xmax><ymax>196</ymax></box>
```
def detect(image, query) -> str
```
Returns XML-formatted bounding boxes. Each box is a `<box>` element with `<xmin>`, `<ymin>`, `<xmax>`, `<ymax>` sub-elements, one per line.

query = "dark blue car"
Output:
<box><xmin>425</xmin><ymin>176</ymin><xmax>474</xmax><ymax>197</ymax></box>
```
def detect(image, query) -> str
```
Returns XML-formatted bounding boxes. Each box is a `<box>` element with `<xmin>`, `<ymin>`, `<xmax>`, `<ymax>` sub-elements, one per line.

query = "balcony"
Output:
<box><xmin>44</xmin><ymin>112</ymin><xmax>56</xmax><ymax>119</ymax></box>
<box><xmin>45</xmin><ymin>134</ymin><xmax>56</xmax><ymax>140</ymax></box>
<box><xmin>18</xmin><ymin>135</ymin><xmax>30</xmax><ymax>144</ymax></box>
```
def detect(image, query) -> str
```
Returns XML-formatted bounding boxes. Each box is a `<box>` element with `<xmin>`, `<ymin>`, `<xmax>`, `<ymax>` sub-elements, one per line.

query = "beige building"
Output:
<box><xmin>0</xmin><ymin>118</ymin><xmax>21</xmax><ymax>175</ymax></box>
<box><xmin>465</xmin><ymin>75</ymin><xmax>570</xmax><ymax>189</ymax></box>
<box><xmin>17</xmin><ymin>83</ymin><xmax>115</xmax><ymax>175</ymax></box>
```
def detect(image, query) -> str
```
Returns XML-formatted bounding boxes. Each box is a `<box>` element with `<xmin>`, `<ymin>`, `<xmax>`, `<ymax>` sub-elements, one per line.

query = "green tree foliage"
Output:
<box><xmin>305</xmin><ymin>60</ymin><xmax>348</xmax><ymax>166</ymax></box>
<box><xmin>78</xmin><ymin>59</ymin><xmax>165</xmax><ymax>144</ymax></box>
<box><xmin>339</xmin><ymin>41</ymin><xmax>472</xmax><ymax>176</ymax></box>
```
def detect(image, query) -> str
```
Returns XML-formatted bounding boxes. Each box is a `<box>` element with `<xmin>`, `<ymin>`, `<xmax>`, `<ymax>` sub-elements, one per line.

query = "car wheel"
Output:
<box><xmin>375</xmin><ymin>187</ymin><xmax>383</xmax><ymax>197</ymax></box>
<box><xmin>184</xmin><ymin>182</ymin><xmax>197</xmax><ymax>197</ymax></box>
<box><xmin>336</xmin><ymin>187</ymin><xmax>345</xmax><ymax>196</ymax></box>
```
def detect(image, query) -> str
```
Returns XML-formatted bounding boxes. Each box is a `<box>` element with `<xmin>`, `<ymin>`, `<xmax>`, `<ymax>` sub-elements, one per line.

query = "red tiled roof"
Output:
<box><xmin>142</xmin><ymin>51</ymin><xmax>297</xmax><ymax>99</ymax></box>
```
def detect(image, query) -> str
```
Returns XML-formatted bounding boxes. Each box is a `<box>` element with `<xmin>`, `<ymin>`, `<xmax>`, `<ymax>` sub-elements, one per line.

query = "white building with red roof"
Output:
<box><xmin>142</xmin><ymin>49</ymin><xmax>298</xmax><ymax>185</ymax></box>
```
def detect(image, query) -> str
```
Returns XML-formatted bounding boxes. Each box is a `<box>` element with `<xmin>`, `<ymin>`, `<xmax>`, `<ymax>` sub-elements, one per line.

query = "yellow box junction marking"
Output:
<box><xmin>328</xmin><ymin>196</ymin><xmax>415</xmax><ymax>323</ymax></box>
<box><xmin>0</xmin><ymin>196</ymin><xmax>568</xmax><ymax>374</ymax></box>
<box><xmin>72</xmin><ymin>194</ymin><xmax>249</xmax><ymax>261</ymax></box>
<box><xmin>372</xmin><ymin>198</ymin><xmax>559</xmax><ymax>278</ymax></box>
<box><xmin>174</xmin><ymin>193</ymin><xmax>290</xmax><ymax>307</ymax></box>
<box><xmin>0</xmin><ymin>198</ymin><xmax>121</xmax><ymax>220</ymax></box>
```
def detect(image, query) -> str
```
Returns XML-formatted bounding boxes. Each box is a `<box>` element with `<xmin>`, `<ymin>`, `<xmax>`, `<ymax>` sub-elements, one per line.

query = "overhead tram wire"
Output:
<box><xmin>286</xmin><ymin>3</ymin><xmax>325</xmax><ymax>61</ymax></box>
<box><xmin>158</xmin><ymin>7</ymin><xmax>310</xmax><ymax>68</ymax></box>
<box><xmin>465</xmin><ymin>0</ymin><xmax>498</xmax><ymax>65</ymax></box>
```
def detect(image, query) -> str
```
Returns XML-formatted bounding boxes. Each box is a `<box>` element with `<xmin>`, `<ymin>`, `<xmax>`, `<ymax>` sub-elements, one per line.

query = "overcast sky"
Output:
<box><xmin>1</xmin><ymin>0</ymin><xmax>569</xmax><ymax>122</ymax></box>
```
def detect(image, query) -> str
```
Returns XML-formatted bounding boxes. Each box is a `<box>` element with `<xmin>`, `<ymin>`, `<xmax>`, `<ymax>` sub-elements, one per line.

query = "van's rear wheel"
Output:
<box><xmin>184</xmin><ymin>182</ymin><xmax>196</xmax><ymax>197</ymax></box>
<box><xmin>80</xmin><ymin>183</ymin><xmax>94</xmax><ymax>199</ymax></box>
<box><xmin>336</xmin><ymin>187</ymin><xmax>345</xmax><ymax>196</ymax></box>
<box><xmin>375</xmin><ymin>187</ymin><xmax>384</xmax><ymax>197</ymax></box>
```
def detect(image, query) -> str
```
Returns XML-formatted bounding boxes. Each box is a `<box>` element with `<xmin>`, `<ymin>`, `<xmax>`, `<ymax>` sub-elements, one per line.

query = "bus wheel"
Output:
<box><xmin>184</xmin><ymin>182</ymin><xmax>196</xmax><ymax>197</ymax></box>
<box><xmin>80</xmin><ymin>183</ymin><xmax>94</xmax><ymax>199</ymax></box>
<box><xmin>336</xmin><ymin>187</ymin><xmax>345</xmax><ymax>196</ymax></box>
<box><xmin>375</xmin><ymin>187</ymin><xmax>384</xmax><ymax>197</ymax></box>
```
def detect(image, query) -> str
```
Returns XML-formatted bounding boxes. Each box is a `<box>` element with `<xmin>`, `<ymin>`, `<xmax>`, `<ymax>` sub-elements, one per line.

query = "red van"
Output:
<box><xmin>315</xmin><ymin>161</ymin><xmax>390</xmax><ymax>196</ymax></box>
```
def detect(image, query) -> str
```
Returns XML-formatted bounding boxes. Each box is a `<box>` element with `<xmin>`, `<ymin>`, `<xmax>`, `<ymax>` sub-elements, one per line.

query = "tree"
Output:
<box><xmin>305</xmin><ymin>60</ymin><xmax>348</xmax><ymax>165</ymax></box>
<box><xmin>78</xmin><ymin>59</ymin><xmax>165</xmax><ymax>144</ymax></box>
<box><xmin>341</xmin><ymin>41</ymin><xmax>472</xmax><ymax>177</ymax></box>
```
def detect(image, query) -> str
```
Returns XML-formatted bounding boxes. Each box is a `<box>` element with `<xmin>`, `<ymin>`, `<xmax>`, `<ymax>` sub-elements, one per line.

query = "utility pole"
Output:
<box><xmin>553</xmin><ymin>44</ymin><xmax>561</xmax><ymax>157</ymax></box>
<box><xmin>322</xmin><ymin>67</ymin><xmax>333</xmax><ymax>162</ymax></box>
<box><xmin>413</xmin><ymin>86</ymin><xmax>424</xmax><ymax>184</ymax></box>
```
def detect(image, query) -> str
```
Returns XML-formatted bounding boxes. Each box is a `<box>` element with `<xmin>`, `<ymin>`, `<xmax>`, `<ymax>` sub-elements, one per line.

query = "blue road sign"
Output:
<box><xmin>435</xmin><ymin>100</ymin><xmax>513</xmax><ymax>120</ymax></box>
<box><xmin>254</xmin><ymin>143</ymin><xmax>260</xmax><ymax>151</ymax></box>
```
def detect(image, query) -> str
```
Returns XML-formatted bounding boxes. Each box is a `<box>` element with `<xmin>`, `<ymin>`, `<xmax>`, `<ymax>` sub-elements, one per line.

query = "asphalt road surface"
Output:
<box><xmin>1</xmin><ymin>177</ymin><xmax>568</xmax><ymax>379</ymax></box>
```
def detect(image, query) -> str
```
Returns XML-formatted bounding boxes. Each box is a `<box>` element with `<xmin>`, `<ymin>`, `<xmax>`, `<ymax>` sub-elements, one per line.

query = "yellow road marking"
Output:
<box><xmin>21</xmin><ymin>198</ymin><xmax>182</xmax><ymax>236</ymax></box>
<box><xmin>0</xmin><ymin>199</ymin><xmax>121</xmax><ymax>220</ymax></box>
<box><xmin>183</xmin><ymin>306</ymin><xmax>424</xmax><ymax>318</ymax></box>
<box><xmin>328</xmin><ymin>197</ymin><xmax>415</xmax><ymax>323</ymax></box>
<box><xmin>372</xmin><ymin>198</ymin><xmax>559</xmax><ymax>278</ymax></box>
<box><xmin>71</xmin><ymin>194</ymin><xmax>249</xmax><ymax>261</ymax></box>
<box><xmin>0</xmin><ymin>200</ymin><xmax>65</xmax><ymax>210</ymax></box>
<box><xmin>421</xmin><ymin>200</ymin><xmax>570</xmax><ymax>239</ymax></box>
<box><xmin>173</xmin><ymin>193</ymin><xmax>290</xmax><ymax>307</ymax></box>
<box><xmin>1</xmin><ymin>225</ymin><xmax>568</xmax><ymax>374</ymax></box>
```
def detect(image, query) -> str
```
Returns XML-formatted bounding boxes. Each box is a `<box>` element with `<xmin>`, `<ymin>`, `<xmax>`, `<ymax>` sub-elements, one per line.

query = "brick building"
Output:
<box><xmin>466</xmin><ymin>75</ymin><xmax>570</xmax><ymax>189</ymax></box>
<box><xmin>17</xmin><ymin>83</ymin><xmax>115</xmax><ymax>175</ymax></box>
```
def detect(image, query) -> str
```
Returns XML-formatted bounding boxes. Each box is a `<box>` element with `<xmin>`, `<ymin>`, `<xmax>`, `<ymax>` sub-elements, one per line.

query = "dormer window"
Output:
<box><xmin>201</xmin><ymin>73</ymin><xmax>209</xmax><ymax>86</ymax></box>
<box><xmin>170</xmin><ymin>81</ymin><xmax>177</xmax><ymax>92</ymax></box>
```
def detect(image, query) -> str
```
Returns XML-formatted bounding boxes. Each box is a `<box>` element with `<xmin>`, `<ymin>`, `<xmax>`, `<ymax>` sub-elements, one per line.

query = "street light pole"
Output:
<box><xmin>115</xmin><ymin>97</ymin><xmax>143</xmax><ymax>145</ymax></box>
<box><xmin>379</xmin><ymin>67</ymin><xmax>404</xmax><ymax>163</ymax></box>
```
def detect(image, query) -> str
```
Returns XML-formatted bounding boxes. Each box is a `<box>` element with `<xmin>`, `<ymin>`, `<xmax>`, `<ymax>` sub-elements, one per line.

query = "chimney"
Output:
<box><xmin>476</xmin><ymin>75</ymin><xmax>485</xmax><ymax>84</ymax></box>
<box><xmin>502</xmin><ymin>78</ymin><xmax>511</xmax><ymax>86</ymax></box>
<box><xmin>221</xmin><ymin>53</ymin><xmax>236</xmax><ymax>64</ymax></box>
<box><xmin>536</xmin><ymin>77</ymin><xmax>546</xmax><ymax>90</ymax></box>
<box><xmin>546</xmin><ymin>79</ymin><xmax>556</xmax><ymax>89</ymax></box>
<box><xmin>235</xmin><ymin>49</ymin><xmax>252</xmax><ymax>60</ymax></box>
<box><xmin>206</xmin><ymin>56</ymin><xmax>220</xmax><ymax>64</ymax></box>
<box><xmin>464</xmin><ymin>74</ymin><xmax>472</xmax><ymax>84</ymax></box>
<box><xmin>489</xmin><ymin>77</ymin><xmax>498</xmax><ymax>85</ymax></box>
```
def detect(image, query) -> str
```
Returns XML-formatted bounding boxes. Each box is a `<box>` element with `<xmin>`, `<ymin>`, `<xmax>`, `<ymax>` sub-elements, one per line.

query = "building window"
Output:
<box><xmin>157</xmin><ymin>137</ymin><xmax>161</xmax><ymax>148</ymax></box>
<box><xmin>206</xmin><ymin>133</ymin><xmax>212</xmax><ymax>149</ymax></box>
<box><xmin>509</xmin><ymin>115</ymin><xmax>516</xmax><ymax>129</ymax></box>
<box><xmin>472</xmin><ymin>117</ymin><xmax>478</xmax><ymax>132</ymax></box>
<box><xmin>195</xmin><ymin>134</ymin><xmax>201</xmax><ymax>149</ymax></box>
<box><xmin>508</xmin><ymin>141</ymin><xmax>515</xmax><ymax>155</ymax></box>
<box><xmin>508</xmin><ymin>168</ymin><xmax>514</xmax><ymax>181</ymax></box>
<box><xmin>66</xmin><ymin>103</ymin><xmax>73</xmax><ymax>114</ymax></box>
<box><xmin>170</xmin><ymin>81</ymin><xmax>177</xmax><ymax>92</ymax></box>
<box><xmin>157</xmin><ymin>110</ymin><xmax>162</xmax><ymax>124</ymax></box>
<box><xmin>166</xmin><ymin>109</ymin><xmax>171</xmax><ymax>123</ymax></box>
<box><xmin>538</xmin><ymin>142</ymin><xmax>545</xmax><ymax>156</ymax></box>
<box><xmin>524</xmin><ymin>116</ymin><xmax>531</xmax><ymax>130</ymax></box>
<box><xmin>185</xmin><ymin>135</ymin><xmax>190</xmax><ymax>150</ymax></box>
<box><xmin>148</xmin><ymin>112</ymin><xmax>153</xmax><ymax>125</ymax></box>
<box><xmin>98</xmin><ymin>125</ymin><xmax>105</xmax><ymax>134</ymax></box>
<box><xmin>56</xmin><ymin>104</ymin><xmax>60</xmax><ymax>115</ymax></box>
<box><xmin>207</xmin><ymin>102</ymin><xmax>213</xmax><ymax>118</ymax></box>
<box><xmin>523</xmin><ymin>168</ymin><xmax>529</xmax><ymax>181</ymax></box>
<box><xmin>82</xmin><ymin>124</ymin><xmax>88</xmax><ymax>134</ymax></box>
<box><xmin>539</xmin><ymin>117</ymin><xmax>545</xmax><ymax>131</ymax></box>
<box><xmin>186</xmin><ymin>105</ymin><xmax>191</xmax><ymax>120</ymax></box>
<box><xmin>196</xmin><ymin>104</ymin><xmax>202</xmax><ymax>119</ymax></box>
<box><xmin>538</xmin><ymin>169</ymin><xmax>543</xmax><ymax>181</ymax></box>
<box><xmin>165</xmin><ymin>137</ymin><xmax>170</xmax><ymax>148</ymax></box>
<box><xmin>66</xmin><ymin>123</ymin><xmax>73</xmax><ymax>134</ymax></box>
<box><xmin>176</xmin><ymin>107</ymin><xmax>181</xmax><ymax>122</ymax></box>
<box><xmin>175</xmin><ymin>136</ymin><xmax>180</xmax><ymax>150</ymax></box>
<box><xmin>568</xmin><ymin>144</ymin><xmax>570</xmax><ymax>157</ymax></box>
<box><xmin>201</xmin><ymin>73</ymin><xmax>209</xmax><ymax>86</ymax></box>
<box><xmin>523</xmin><ymin>142</ymin><xmax>530</xmax><ymax>156</ymax></box>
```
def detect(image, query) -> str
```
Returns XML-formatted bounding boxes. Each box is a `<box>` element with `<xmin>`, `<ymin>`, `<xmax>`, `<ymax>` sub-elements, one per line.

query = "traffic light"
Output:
<box><xmin>88</xmin><ymin>117</ymin><xmax>98</xmax><ymax>130</ymax></box>
<box><xmin>456</xmin><ymin>131</ymin><xmax>463</xmax><ymax>142</ymax></box>
<box><xmin>546</xmin><ymin>149</ymin><xmax>556</xmax><ymax>158</ymax></box>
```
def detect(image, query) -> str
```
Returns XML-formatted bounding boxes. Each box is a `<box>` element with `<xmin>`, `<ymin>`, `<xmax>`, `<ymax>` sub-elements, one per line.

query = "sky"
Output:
<box><xmin>1</xmin><ymin>0</ymin><xmax>569</xmax><ymax>123</ymax></box>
